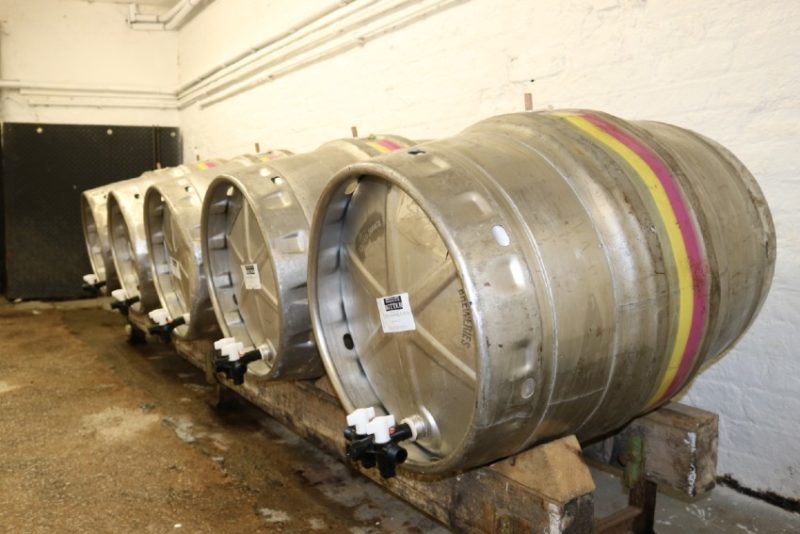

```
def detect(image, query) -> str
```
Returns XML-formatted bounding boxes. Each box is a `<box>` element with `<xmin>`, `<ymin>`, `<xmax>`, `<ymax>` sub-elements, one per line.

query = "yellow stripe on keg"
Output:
<box><xmin>559</xmin><ymin>112</ymin><xmax>705</xmax><ymax>409</ymax></box>
<box><xmin>366</xmin><ymin>141</ymin><xmax>392</xmax><ymax>154</ymax></box>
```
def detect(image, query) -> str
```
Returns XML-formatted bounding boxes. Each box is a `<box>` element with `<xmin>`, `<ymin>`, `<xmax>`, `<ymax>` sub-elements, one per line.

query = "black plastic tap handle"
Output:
<box><xmin>148</xmin><ymin>315</ymin><xmax>187</xmax><ymax>340</ymax></box>
<box><xmin>110</xmin><ymin>296</ymin><xmax>140</xmax><ymax>315</ymax></box>
<box><xmin>342</xmin><ymin>422</ymin><xmax>412</xmax><ymax>479</ymax></box>
<box><xmin>214</xmin><ymin>349</ymin><xmax>262</xmax><ymax>386</ymax></box>
<box><xmin>82</xmin><ymin>280</ymin><xmax>107</xmax><ymax>295</ymax></box>
<box><xmin>240</xmin><ymin>349</ymin><xmax>262</xmax><ymax>364</ymax></box>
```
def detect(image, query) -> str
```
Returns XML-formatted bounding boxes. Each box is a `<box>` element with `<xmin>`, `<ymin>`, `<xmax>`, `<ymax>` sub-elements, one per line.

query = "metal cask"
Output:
<box><xmin>144</xmin><ymin>153</ymin><xmax>291</xmax><ymax>340</ymax></box>
<box><xmin>82</xmin><ymin>183</ymin><xmax>124</xmax><ymax>291</ymax></box>
<box><xmin>308</xmin><ymin>110</ymin><xmax>775</xmax><ymax>474</ymax></box>
<box><xmin>202</xmin><ymin>136</ymin><xmax>412</xmax><ymax>381</ymax></box>
<box><xmin>107</xmin><ymin>165</ymin><xmax>214</xmax><ymax>312</ymax></box>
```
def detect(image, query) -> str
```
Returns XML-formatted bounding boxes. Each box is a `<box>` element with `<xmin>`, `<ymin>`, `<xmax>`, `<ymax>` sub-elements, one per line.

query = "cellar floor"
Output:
<box><xmin>0</xmin><ymin>299</ymin><xmax>797</xmax><ymax>533</ymax></box>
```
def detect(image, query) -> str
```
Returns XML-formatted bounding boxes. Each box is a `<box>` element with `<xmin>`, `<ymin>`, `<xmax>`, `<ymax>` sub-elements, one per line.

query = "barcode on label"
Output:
<box><xmin>376</xmin><ymin>292</ymin><xmax>416</xmax><ymax>333</ymax></box>
<box><xmin>383</xmin><ymin>295</ymin><xmax>403</xmax><ymax>311</ymax></box>
<box><xmin>241</xmin><ymin>263</ymin><xmax>261</xmax><ymax>289</ymax></box>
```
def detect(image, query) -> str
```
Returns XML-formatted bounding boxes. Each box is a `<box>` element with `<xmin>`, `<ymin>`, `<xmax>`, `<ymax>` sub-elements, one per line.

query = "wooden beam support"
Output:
<box><xmin>124</xmin><ymin>308</ymin><xmax>720</xmax><ymax>533</ymax></box>
<box><xmin>125</xmin><ymin>307</ymin><xmax>596</xmax><ymax>533</ymax></box>
<box><xmin>584</xmin><ymin>403</ymin><xmax>719</xmax><ymax>497</ymax></box>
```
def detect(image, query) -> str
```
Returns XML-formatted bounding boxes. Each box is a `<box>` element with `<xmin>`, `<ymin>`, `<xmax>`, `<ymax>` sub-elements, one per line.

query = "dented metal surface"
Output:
<box><xmin>308</xmin><ymin>110</ymin><xmax>776</xmax><ymax>474</ymax></box>
<box><xmin>107</xmin><ymin>165</ymin><xmax>218</xmax><ymax>313</ymax></box>
<box><xmin>82</xmin><ymin>183</ymin><xmax>128</xmax><ymax>292</ymax></box>
<box><xmin>202</xmin><ymin>136</ymin><xmax>412</xmax><ymax>381</ymax></box>
<box><xmin>143</xmin><ymin>152</ymin><xmax>293</xmax><ymax>340</ymax></box>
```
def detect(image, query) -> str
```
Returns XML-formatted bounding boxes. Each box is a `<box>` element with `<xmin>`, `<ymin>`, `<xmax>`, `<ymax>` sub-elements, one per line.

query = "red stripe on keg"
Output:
<box><xmin>574</xmin><ymin>112</ymin><xmax>708</xmax><ymax>407</ymax></box>
<box><xmin>375</xmin><ymin>139</ymin><xmax>402</xmax><ymax>151</ymax></box>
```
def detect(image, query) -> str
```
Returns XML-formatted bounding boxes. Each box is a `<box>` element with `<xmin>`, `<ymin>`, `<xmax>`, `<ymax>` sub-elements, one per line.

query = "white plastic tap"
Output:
<box><xmin>213</xmin><ymin>337</ymin><xmax>236</xmax><ymax>350</ymax></box>
<box><xmin>346</xmin><ymin>407</ymin><xmax>376</xmax><ymax>435</ymax></box>
<box><xmin>111</xmin><ymin>289</ymin><xmax>128</xmax><ymax>302</ymax></box>
<box><xmin>214</xmin><ymin>337</ymin><xmax>243</xmax><ymax>361</ymax></box>
<box><xmin>83</xmin><ymin>274</ymin><xmax>99</xmax><ymax>285</ymax></box>
<box><xmin>148</xmin><ymin>308</ymin><xmax>170</xmax><ymax>325</ymax></box>
<box><xmin>220</xmin><ymin>341</ymin><xmax>244</xmax><ymax>361</ymax></box>
<box><xmin>366</xmin><ymin>415</ymin><xmax>396</xmax><ymax>444</ymax></box>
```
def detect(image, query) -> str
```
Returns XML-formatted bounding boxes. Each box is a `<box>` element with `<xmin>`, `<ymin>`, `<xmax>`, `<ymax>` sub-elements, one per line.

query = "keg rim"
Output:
<box><xmin>107</xmin><ymin>190</ymin><xmax>144</xmax><ymax>304</ymax></box>
<box><xmin>144</xmin><ymin>183</ymin><xmax>193</xmax><ymax>336</ymax></box>
<box><xmin>80</xmin><ymin>189</ymin><xmax>108</xmax><ymax>282</ymax></box>
<box><xmin>308</xmin><ymin>159</ymin><xmax>484</xmax><ymax>473</ymax></box>
<box><xmin>201</xmin><ymin>173</ymin><xmax>286</xmax><ymax>375</ymax></box>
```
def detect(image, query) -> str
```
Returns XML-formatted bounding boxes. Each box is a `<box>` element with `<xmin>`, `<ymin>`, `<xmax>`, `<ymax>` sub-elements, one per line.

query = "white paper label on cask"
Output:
<box><xmin>376</xmin><ymin>293</ymin><xmax>416</xmax><ymax>333</ymax></box>
<box><xmin>241</xmin><ymin>263</ymin><xmax>261</xmax><ymax>289</ymax></box>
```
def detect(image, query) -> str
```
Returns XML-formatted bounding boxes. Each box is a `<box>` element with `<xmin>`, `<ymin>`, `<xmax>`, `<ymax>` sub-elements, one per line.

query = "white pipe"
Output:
<box><xmin>5</xmin><ymin>0</ymin><xmax>463</xmax><ymax>112</ymax></box>
<box><xmin>128</xmin><ymin>0</ymin><xmax>187</xmax><ymax>24</ymax></box>
<box><xmin>129</xmin><ymin>21</ymin><xmax>168</xmax><ymax>31</ymax></box>
<box><xmin>176</xmin><ymin>0</ymin><xmax>355</xmax><ymax>94</ymax></box>
<box><xmin>26</xmin><ymin>97</ymin><xmax>179</xmax><ymax>110</ymax></box>
<box><xmin>128</xmin><ymin>0</ymin><xmax>206</xmax><ymax>31</ymax></box>
<box><xmin>180</xmin><ymin>0</ymin><xmax>413</xmax><ymax>108</ymax></box>
<box><xmin>179</xmin><ymin>0</ymin><xmax>377</xmax><ymax>103</ymax></box>
<box><xmin>20</xmin><ymin>88</ymin><xmax>176</xmax><ymax>101</ymax></box>
<box><xmin>198</xmin><ymin>0</ymin><xmax>464</xmax><ymax>109</ymax></box>
<box><xmin>165</xmin><ymin>0</ymin><xmax>203</xmax><ymax>30</ymax></box>
<box><xmin>161</xmin><ymin>0</ymin><xmax>191</xmax><ymax>22</ymax></box>
<box><xmin>127</xmin><ymin>4</ymin><xmax>158</xmax><ymax>23</ymax></box>
<box><xmin>0</xmin><ymin>79</ymin><xmax>175</xmax><ymax>97</ymax></box>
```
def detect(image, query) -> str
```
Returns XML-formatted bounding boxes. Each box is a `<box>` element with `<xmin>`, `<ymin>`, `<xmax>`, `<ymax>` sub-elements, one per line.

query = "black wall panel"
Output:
<box><xmin>1</xmin><ymin>123</ymin><xmax>181</xmax><ymax>300</ymax></box>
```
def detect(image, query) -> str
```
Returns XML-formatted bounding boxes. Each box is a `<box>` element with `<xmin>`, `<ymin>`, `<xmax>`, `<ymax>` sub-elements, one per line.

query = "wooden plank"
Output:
<box><xmin>635</xmin><ymin>403</ymin><xmax>718</xmax><ymax>496</ymax></box>
<box><xmin>126</xmin><ymin>308</ymin><xmax>152</xmax><ymax>338</ymax></box>
<box><xmin>123</xmin><ymin>312</ymin><xmax>718</xmax><ymax>531</ymax></box>
<box><xmin>594</xmin><ymin>478</ymin><xmax>657</xmax><ymax>534</ymax></box>
<box><xmin>492</xmin><ymin>435</ymin><xmax>596</xmax><ymax>503</ymax></box>
<box><xmin>173</xmin><ymin>337</ymin><xmax>214</xmax><ymax>380</ymax></box>
<box><xmin>583</xmin><ymin>403</ymin><xmax>718</xmax><ymax>497</ymax></box>
<box><xmin>167</xmin><ymin>335</ymin><xmax>596</xmax><ymax>533</ymax></box>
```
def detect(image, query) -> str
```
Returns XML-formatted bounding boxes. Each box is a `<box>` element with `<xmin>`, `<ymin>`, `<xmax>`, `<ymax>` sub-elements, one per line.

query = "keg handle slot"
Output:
<box><xmin>110</xmin><ymin>289</ymin><xmax>140</xmax><ymax>316</ymax></box>
<box><xmin>147</xmin><ymin>308</ymin><xmax>188</xmax><ymax>342</ymax></box>
<box><xmin>81</xmin><ymin>274</ymin><xmax>106</xmax><ymax>296</ymax></box>
<box><xmin>344</xmin><ymin>408</ymin><xmax>414</xmax><ymax>479</ymax></box>
<box><xmin>212</xmin><ymin>337</ymin><xmax>263</xmax><ymax>385</ymax></box>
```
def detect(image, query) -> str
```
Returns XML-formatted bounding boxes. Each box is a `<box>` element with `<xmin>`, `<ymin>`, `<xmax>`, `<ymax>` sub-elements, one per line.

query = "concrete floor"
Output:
<box><xmin>0</xmin><ymin>300</ymin><xmax>798</xmax><ymax>533</ymax></box>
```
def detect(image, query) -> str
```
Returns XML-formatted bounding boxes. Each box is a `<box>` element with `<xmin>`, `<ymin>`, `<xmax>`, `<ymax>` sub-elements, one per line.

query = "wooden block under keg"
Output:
<box><xmin>584</xmin><ymin>402</ymin><xmax>719</xmax><ymax>497</ymax></box>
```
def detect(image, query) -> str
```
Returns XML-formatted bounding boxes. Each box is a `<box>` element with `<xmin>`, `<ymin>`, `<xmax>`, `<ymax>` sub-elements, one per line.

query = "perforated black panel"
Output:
<box><xmin>157</xmin><ymin>126</ymin><xmax>182</xmax><ymax>168</ymax></box>
<box><xmin>1</xmin><ymin>123</ymin><xmax>181</xmax><ymax>299</ymax></box>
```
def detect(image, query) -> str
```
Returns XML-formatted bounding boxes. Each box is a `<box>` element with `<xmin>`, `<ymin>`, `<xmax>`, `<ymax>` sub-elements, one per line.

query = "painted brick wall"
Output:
<box><xmin>177</xmin><ymin>0</ymin><xmax>799</xmax><ymax>498</ymax></box>
<box><xmin>0</xmin><ymin>0</ymin><xmax>179</xmax><ymax>125</ymax></box>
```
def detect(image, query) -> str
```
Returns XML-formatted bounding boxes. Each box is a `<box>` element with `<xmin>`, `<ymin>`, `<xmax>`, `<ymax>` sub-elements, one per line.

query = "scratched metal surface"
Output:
<box><xmin>202</xmin><ymin>136</ymin><xmax>413</xmax><ymax>381</ymax></box>
<box><xmin>307</xmin><ymin>110</ymin><xmax>775</xmax><ymax>474</ymax></box>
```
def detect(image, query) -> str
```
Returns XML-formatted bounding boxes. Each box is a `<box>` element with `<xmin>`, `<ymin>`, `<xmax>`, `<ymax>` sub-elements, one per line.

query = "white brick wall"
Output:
<box><xmin>0</xmin><ymin>0</ymin><xmax>179</xmax><ymax>125</ymax></box>
<box><xmin>179</xmin><ymin>0</ymin><xmax>800</xmax><ymax>499</ymax></box>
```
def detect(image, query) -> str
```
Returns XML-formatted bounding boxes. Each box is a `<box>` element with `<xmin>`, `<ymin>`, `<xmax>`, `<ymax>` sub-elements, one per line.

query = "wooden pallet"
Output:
<box><xmin>124</xmin><ymin>309</ymin><xmax>718</xmax><ymax>534</ymax></box>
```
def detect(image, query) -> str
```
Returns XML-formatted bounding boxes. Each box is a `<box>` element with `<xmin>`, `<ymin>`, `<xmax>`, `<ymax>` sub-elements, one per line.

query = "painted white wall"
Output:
<box><xmin>0</xmin><ymin>0</ymin><xmax>179</xmax><ymax>125</ymax></box>
<box><xmin>178</xmin><ymin>0</ymin><xmax>800</xmax><ymax>499</ymax></box>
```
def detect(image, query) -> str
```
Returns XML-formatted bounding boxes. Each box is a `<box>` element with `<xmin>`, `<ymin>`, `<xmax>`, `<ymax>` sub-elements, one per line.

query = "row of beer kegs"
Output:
<box><xmin>79</xmin><ymin>109</ymin><xmax>776</xmax><ymax>477</ymax></box>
